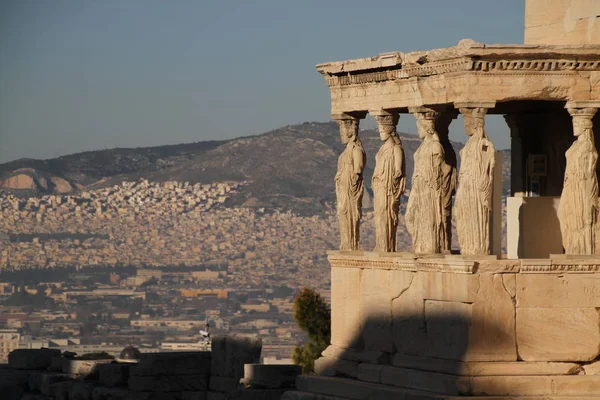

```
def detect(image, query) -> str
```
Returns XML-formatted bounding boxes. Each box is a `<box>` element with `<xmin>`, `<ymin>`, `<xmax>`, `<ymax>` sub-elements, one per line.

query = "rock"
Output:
<box><xmin>241</xmin><ymin>364</ymin><xmax>301</xmax><ymax>389</ymax></box>
<box><xmin>91</xmin><ymin>387</ymin><xmax>129</xmax><ymax>400</ymax></box>
<box><xmin>62</xmin><ymin>359</ymin><xmax>113</xmax><ymax>378</ymax></box>
<box><xmin>98</xmin><ymin>363</ymin><xmax>130</xmax><ymax>387</ymax></box>
<box><xmin>128</xmin><ymin>374</ymin><xmax>208</xmax><ymax>392</ymax></box>
<box><xmin>209</xmin><ymin>376</ymin><xmax>241</xmax><ymax>392</ymax></box>
<box><xmin>39</xmin><ymin>373</ymin><xmax>70</xmax><ymax>396</ymax></box>
<box><xmin>181</xmin><ymin>392</ymin><xmax>207</xmax><ymax>400</ymax></box>
<box><xmin>133</xmin><ymin>352</ymin><xmax>211</xmax><ymax>376</ymax></box>
<box><xmin>517</xmin><ymin>307</ymin><xmax>600</xmax><ymax>361</ymax></box>
<box><xmin>210</xmin><ymin>336</ymin><xmax>262</xmax><ymax>379</ymax></box>
<box><xmin>8</xmin><ymin>349</ymin><xmax>61</xmax><ymax>370</ymax></box>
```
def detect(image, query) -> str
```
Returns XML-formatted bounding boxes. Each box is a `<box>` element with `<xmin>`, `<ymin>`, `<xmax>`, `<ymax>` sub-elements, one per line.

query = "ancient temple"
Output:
<box><xmin>283</xmin><ymin>1</ymin><xmax>600</xmax><ymax>399</ymax></box>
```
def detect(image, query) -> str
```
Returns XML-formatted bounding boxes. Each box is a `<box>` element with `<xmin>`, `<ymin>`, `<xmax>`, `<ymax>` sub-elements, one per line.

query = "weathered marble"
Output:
<box><xmin>405</xmin><ymin>108</ymin><xmax>446</xmax><ymax>254</ymax></box>
<box><xmin>371</xmin><ymin>110</ymin><xmax>405</xmax><ymax>252</ymax></box>
<box><xmin>558</xmin><ymin>106</ymin><xmax>599</xmax><ymax>255</ymax></box>
<box><xmin>453</xmin><ymin>105</ymin><xmax>495</xmax><ymax>256</ymax></box>
<box><xmin>333</xmin><ymin>114</ymin><xmax>366</xmax><ymax>251</ymax></box>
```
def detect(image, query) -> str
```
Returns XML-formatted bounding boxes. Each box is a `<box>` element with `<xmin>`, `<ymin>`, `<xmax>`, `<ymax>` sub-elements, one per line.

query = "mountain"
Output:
<box><xmin>0</xmin><ymin>122</ymin><xmax>510</xmax><ymax>215</ymax></box>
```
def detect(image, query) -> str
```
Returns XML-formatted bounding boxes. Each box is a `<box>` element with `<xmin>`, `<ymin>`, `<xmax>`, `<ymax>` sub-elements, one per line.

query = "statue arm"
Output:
<box><xmin>352</xmin><ymin>146</ymin><xmax>365</xmax><ymax>184</ymax></box>
<box><xmin>394</xmin><ymin>145</ymin><xmax>406</xmax><ymax>193</ymax></box>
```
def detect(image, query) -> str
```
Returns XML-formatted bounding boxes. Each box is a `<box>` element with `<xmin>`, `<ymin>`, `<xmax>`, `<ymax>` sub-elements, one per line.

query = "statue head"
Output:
<box><xmin>573</xmin><ymin>116</ymin><xmax>594</xmax><ymax>139</ymax></box>
<box><xmin>461</xmin><ymin>107</ymin><xmax>487</xmax><ymax>138</ymax></box>
<box><xmin>416</xmin><ymin>118</ymin><xmax>436</xmax><ymax>139</ymax></box>
<box><xmin>373</xmin><ymin>112</ymin><xmax>399</xmax><ymax>142</ymax></box>
<box><xmin>336</xmin><ymin>118</ymin><xmax>358</xmax><ymax>144</ymax></box>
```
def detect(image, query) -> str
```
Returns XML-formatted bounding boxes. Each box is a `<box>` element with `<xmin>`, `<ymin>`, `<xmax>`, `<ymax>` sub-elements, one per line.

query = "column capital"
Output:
<box><xmin>331</xmin><ymin>112</ymin><xmax>361</xmax><ymax>122</ymax></box>
<box><xmin>408</xmin><ymin>106</ymin><xmax>440</xmax><ymax>121</ymax></box>
<box><xmin>565</xmin><ymin>100</ymin><xmax>600</xmax><ymax>111</ymax></box>
<box><xmin>565</xmin><ymin>102</ymin><xmax>600</xmax><ymax>120</ymax></box>
<box><xmin>369</xmin><ymin>109</ymin><xmax>399</xmax><ymax>127</ymax></box>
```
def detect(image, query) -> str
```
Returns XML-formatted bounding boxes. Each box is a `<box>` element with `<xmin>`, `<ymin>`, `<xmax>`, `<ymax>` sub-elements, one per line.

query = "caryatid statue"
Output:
<box><xmin>333</xmin><ymin>114</ymin><xmax>366</xmax><ymax>251</ymax></box>
<box><xmin>371</xmin><ymin>110</ymin><xmax>405</xmax><ymax>252</ymax></box>
<box><xmin>435</xmin><ymin>113</ymin><xmax>458</xmax><ymax>252</ymax></box>
<box><xmin>405</xmin><ymin>109</ymin><xmax>446</xmax><ymax>254</ymax></box>
<box><xmin>453</xmin><ymin>107</ymin><xmax>496</xmax><ymax>256</ymax></box>
<box><xmin>558</xmin><ymin>106</ymin><xmax>599</xmax><ymax>255</ymax></box>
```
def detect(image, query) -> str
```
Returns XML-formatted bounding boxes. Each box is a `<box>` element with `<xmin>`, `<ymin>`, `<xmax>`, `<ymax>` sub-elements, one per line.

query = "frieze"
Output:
<box><xmin>324</xmin><ymin>57</ymin><xmax>600</xmax><ymax>87</ymax></box>
<box><xmin>521</xmin><ymin>262</ymin><xmax>600</xmax><ymax>273</ymax></box>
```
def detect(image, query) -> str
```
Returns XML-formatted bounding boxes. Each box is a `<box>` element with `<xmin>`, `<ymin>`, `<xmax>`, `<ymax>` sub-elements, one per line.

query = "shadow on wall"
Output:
<box><xmin>320</xmin><ymin>312</ymin><xmax>513</xmax><ymax>397</ymax></box>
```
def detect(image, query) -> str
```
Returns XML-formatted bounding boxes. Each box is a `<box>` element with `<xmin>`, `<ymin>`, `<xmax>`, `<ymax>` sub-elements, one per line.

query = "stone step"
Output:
<box><xmin>301</xmin><ymin>373</ymin><xmax>600</xmax><ymax>398</ymax></box>
<box><xmin>295</xmin><ymin>375</ymin><xmax>446</xmax><ymax>400</ymax></box>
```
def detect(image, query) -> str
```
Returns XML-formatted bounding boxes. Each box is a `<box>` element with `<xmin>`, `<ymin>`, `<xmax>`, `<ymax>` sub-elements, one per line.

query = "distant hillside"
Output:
<box><xmin>0</xmin><ymin>122</ymin><xmax>510</xmax><ymax>215</ymax></box>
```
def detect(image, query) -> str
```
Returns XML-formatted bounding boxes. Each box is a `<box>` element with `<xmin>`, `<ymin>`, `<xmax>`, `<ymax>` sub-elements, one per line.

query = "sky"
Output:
<box><xmin>0</xmin><ymin>0</ymin><xmax>525</xmax><ymax>163</ymax></box>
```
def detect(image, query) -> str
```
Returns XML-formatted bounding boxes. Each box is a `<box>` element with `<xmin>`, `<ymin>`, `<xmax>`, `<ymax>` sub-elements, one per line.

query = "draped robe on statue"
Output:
<box><xmin>558</xmin><ymin>137</ymin><xmax>599</xmax><ymax>255</ymax></box>
<box><xmin>335</xmin><ymin>139</ymin><xmax>365</xmax><ymax>251</ymax></box>
<box><xmin>454</xmin><ymin>135</ymin><xmax>495</xmax><ymax>255</ymax></box>
<box><xmin>372</xmin><ymin>138</ymin><xmax>405</xmax><ymax>252</ymax></box>
<box><xmin>405</xmin><ymin>138</ymin><xmax>445</xmax><ymax>254</ymax></box>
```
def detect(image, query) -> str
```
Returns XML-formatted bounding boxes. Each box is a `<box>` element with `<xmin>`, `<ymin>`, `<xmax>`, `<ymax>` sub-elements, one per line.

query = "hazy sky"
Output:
<box><xmin>0</xmin><ymin>0</ymin><xmax>525</xmax><ymax>163</ymax></box>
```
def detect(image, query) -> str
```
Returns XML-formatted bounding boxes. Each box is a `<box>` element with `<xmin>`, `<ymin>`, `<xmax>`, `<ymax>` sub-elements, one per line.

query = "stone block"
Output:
<box><xmin>128</xmin><ymin>374</ymin><xmax>208</xmax><ymax>392</ymax></box>
<box><xmin>3</xmin><ymin>386</ymin><xmax>25</xmax><ymax>400</ymax></box>
<box><xmin>391</xmin><ymin>272</ymin><xmax>426</xmax><ymax>356</ymax></box>
<box><xmin>466</xmin><ymin>361</ymin><xmax>582</xmax><ymax>376</ymax></box>
<box><xmin>359</xmin><ymin>269</ymin><xmax>393</xmax><ymax>352</ymax></box>
<box><xmin>517</xmin><ymin>274</ymin><xmax>600</xmax><ymax>308</ymax></box>
<box><xmin>68</xmin><ymin>382</ymin><xmax>94</xmax><ymax>400</ymax></box>
<box><xmin>241</xmin><ymin>363</ymin><xmax>301</xmax><ymax>389</ymax></box>
<box><xmin>424</xmin><ymin>300</ymin><xmax>471</xmax><ymax>361</ymax></box>
<box><xmin>517</xmin><ymin>307</ymin><xmax>600</xmax><ymax>361</ymax></box>
<box><xmin>136</xmin><ymin>351</ymin><xmax>210</xmax><ymax>376</ymax></box>
<box><xmin>314</xmin><ymin>356</ymin><xmax>357</xmax><ymax>378</ymax></box>
<box><xmin>210</xmin><ymin>336</ymin><xmax>262</xmax><ymax>379</ymax></box>
<box><xmin>467</xmin><ymin>273</ymin><xmax>517</xmax><ymax>361</ymax></box>
<box><xmin>420</xmin><ymin>271</ymin><xmax>479</xmax><ymax>303</ymax></box>
<box><xmin>63</xmin><ymin>359</ymin><xmax>114</xmax><ymax>378</ymax></box>
<box><xmin>126</xmin><ymin>393</ymin><xmax>181</xmax><ymax>400</ymax></box>
<box><xmin>39</xmin><ymin>373</ymin><xmax>70</xmax><ymax>396</ymax></box>
<box><xmin>98</xmin><ymin>363</ymin><xmax>130</xmax><ymax>387</ymax></box>
<box><xmin>392</xmin><ymin>353</ymin><xmax>464</xmax><ymax>375</ymax></box>
<box><xmin>330</xmin><ymin>267</ymin><xmax>362</xmax><ymax>349</ymax></box>
<box><xmin>209</xmin><ymin>375</ymin><xmax>241</xmax><ymax>392</ymax></box>
<box><xmin>584</xmin><ymin>360</ymin><xmax>600</xmax><ymax>375</ymax></box>
<box><xmin>206</xmin><ymin>392</ymin><xmax>226</xmax><ymax>400</ymax></box>
<box><xmin>295</xmin><ymin>374</ymin><xmax>437</xmax><ymax>399</ymax></box>
<box><xmin>20</xmin><ymin>394</ymin><xmax>51</xmax><ymax>400</ymax></box>
<box><xmin>320</xmin><ymin>345</ymin><xmax>388</xmax><ymax>364</ymax></box>
<box><xmin>552</xmin><ymin>376</ymin><xmax>600</xmax><ymax>395</ymax></box>
<box><xmin>471</xmin><ymin>375</ymin><xmax>552</xmax><ymax>396</ymax></box>
<box><xmin>356</xmin><ymin>363</ymin><xmax>383</xmax><ymax>383</ymax></box>
<box><xmin>380</xmin><ymin>365</ymin><xmax>468</xmax><ymax>395</ymax></box>
<box><xmin>181</xmin><ymin>392</ymin><xmax>208</xmax><ymax>400</ymax></box>
<box><xmin>92</xmin><ymin>387</ymin><xmax>129</xmax><ymax>400</ymax></box>
<box><xmin>8</xmin><ymin>349</ymin><xmax>61</xmax><ymax>370</ymax></box>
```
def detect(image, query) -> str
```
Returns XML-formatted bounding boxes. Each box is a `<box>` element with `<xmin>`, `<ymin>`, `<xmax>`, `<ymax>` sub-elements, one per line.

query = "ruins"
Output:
<box><xmin>285</xmin><ymin>1</ymin><xmax>600</xmax><ymax>399</ymax></box>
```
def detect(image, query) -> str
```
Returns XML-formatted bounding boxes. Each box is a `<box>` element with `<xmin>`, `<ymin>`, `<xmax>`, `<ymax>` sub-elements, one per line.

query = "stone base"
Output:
<box><xmin>309</xmin><ymin>252</ymin><xmax>600</xmax><ymax>397</ymax></box>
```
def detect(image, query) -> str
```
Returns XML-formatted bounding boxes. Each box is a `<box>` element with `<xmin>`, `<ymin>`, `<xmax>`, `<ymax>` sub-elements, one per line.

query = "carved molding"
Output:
<box><xmin>323</xmin><ymin>57</ymin><xmax>600</xmax><ymax>87</ymax></box>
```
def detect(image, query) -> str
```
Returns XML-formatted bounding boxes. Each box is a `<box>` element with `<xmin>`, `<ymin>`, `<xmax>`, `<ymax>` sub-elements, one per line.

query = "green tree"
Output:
<box><xmin>292</xmin><ymin>288</ymin><xmax>331</xmax><ymax>374</ymax></box>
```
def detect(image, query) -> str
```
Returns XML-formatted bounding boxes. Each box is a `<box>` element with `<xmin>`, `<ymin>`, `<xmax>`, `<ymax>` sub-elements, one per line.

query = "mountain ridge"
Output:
<box><xmin>0</xmin><ymin>122</ymin><xmax>510</xmax><ymax>215</ymax></box>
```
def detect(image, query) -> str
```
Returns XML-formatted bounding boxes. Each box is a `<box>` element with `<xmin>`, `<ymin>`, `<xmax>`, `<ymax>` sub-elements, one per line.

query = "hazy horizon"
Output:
<box><xmin>0</xmin><ymin>1</ymin><xmax>524</xmax><ymax>164</ymax></box>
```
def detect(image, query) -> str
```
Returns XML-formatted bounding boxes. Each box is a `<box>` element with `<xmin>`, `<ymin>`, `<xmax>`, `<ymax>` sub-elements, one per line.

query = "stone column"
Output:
<box><xmin>558</xmin><ymin>101</ymin><xmax>600</xmax><ymax>255</ymax></box>
<box><xmin>332</xmin><ymin>113</ymin><xmax>366</xmax><ymax>251</ymax></box>
<box><xmin>405</xmin><ymin>106</ymin><xmax>449</xmax><ymax>254</ymax></box>
<box><xmin>370</xmin><ymin>109</ymin><xmax>405</xmax><ymax>252</ymax></box>
<box><xmin>504</xmin><ymin>114</ymin><xmax>525</xmax><ymax>197</ymax></box>
<box><xmin>453</xmin><ymin>102</ymin><xmax>497</xmax><ymax>256</ymax></box>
